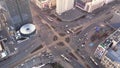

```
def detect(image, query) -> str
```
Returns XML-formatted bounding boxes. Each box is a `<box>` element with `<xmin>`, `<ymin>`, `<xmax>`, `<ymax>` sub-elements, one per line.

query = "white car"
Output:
<box><xmin>66</xmin><ymin>30</ymin><xmax>70</xmax><ymax>34</ymax></box>
<box><xmin>81</xmin><ymin>44</ymin><xmax>85</xmax><ymax>47</ymax></box>
<box><xmin>65</xmin><ymin>25</ymin><xmax>68</xmax><ymax>28</ymax></box>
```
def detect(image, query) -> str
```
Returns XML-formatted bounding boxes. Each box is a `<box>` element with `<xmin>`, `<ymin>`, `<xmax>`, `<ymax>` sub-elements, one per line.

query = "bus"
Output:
<box><xmin>61</xmin><ymin>54</ymin><xmax>71</xmax><ymax>63</ymax></box>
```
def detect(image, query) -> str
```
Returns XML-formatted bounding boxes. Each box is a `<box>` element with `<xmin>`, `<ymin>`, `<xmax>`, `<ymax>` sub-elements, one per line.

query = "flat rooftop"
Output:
<box><xmin>109</xmin><ymin>5</ymin><xmax>120</xmax><ymax>28</ymax></box>
<box><xmin>106</xmin><ymin>42</ymin><xmax>120</xmax><ymax>63</ymax></box>
<box><xmin>105</xmin><ymin>27</ymin><xmax>120</xmax><ymax>63</ymax></box>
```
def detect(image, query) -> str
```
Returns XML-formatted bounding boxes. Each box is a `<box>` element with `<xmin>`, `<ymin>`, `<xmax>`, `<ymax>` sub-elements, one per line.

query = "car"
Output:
<box><xmin>65</xmin><ymin>25</ymin><xmax>68</xmax><ymax>28</ymax></box>
<box><xmin>21</xmin><ymin>64</ymin><xmax>24</xmax><ymax>66</ymax></box>
<box><xmin>79</xmin><ymin>38</ymin><xmax>82</xmax><ymax>41</ymax></box>
<box><xmin>81</xmin><ymin>44</ymin><xmax>85</xmax><ymax>47</ymax></box>
<box><xmin>84</xmin><ymin>33</ymin><xmax>88</xmax><ymax>37</ymax></box>
<box><xmin>66</xmin><ymin>29</ymin><xmax>74</xmax><ymax>34</ymax></box>
<box><xmin>32</xmin><ymin>64</ymin><xmax>46</xmax><ymax>68</ymax></box>
<box><xmin>66</xmin><ymin>30</ymin><xmax>70</xmax><ymax>34</ymax></box>
<box><xmin>68</xmin><ymin>29</ymin><xmax>74</xmax><ymax>33</ymax></box>
<box><xmin>80</xmin><ymin>55</ymin><xmax>86</xmax><ymax>60</ymax></box>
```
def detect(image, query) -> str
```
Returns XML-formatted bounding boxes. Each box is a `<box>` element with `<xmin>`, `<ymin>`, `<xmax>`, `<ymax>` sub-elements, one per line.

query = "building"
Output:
<box><xmin>76</xmin><ymin>0</ymin><xmax>114</xmax><ymax>12</ymax></box>
<box><xmin>56</xmin><ymin>0</ymin><xmax>74</xmax><ymax>15</ymax></box>
<box><xmin>4</xmin><ymin>0</ymin><xmax>33</xmax><ymax>30</ymax></box>
<box><xmin>34</xmin><ymin>0</ymin><xmax>56</xmax><ymax>9</ymax></box>
<box><xmin>105</xmin><ymin>0</ymin><xmax>115</xmax><ymax>4</ymax></box>
<box><xmin>49</xmin><ymin>0</ymin><xmax>56</xmax><ymax>9</ymax></box>
<box><xmin>101</xmin><ymin>42</ymin><xmax>120</xmax><ymax>68</ymax></box>
<box><xmin>34</xmin><ymin>0</ymin><xmax>74</xmax><ymax>15</ymax></box>
<box><xmin>94</xmin><ymin>27</ymin><xmax>120</xmax><ymax>68</ymax></box>
<box><xmin>19</xmin><ymin>23</ymin><xmax>36</xmax><ymax>37</ymax></box>
<box><xmin>35</xmin><ymin>0</ymin><xmax>50</xmax><ymax>9</ymax></box>
<box><xmin>0</xmin><ymin>40</ymin><xmax>9</xmax><ymax>60</ymax></box>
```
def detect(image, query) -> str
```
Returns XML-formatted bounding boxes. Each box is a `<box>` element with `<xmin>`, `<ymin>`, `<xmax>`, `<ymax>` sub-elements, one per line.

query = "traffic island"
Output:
<box><xmin>53</xmin><ymin>35</ymin><xmax>58</xmax><ymax>41</ymax></box>
<box><xmin>57</xmin><ymin>42</ymin><xmax>65</xmax><ymax>46</ymax></box>
<box><xmin>65</xmin><ymin>37</ymin><xmax>70</xmax><ymax>43</ymax></box>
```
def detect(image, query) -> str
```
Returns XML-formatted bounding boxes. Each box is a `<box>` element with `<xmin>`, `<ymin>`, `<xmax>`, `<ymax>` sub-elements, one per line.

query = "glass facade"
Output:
<box><xmin>4</xmin><ymin>0</ymin><xmax>33</xmax><ymax>30</ymax></box>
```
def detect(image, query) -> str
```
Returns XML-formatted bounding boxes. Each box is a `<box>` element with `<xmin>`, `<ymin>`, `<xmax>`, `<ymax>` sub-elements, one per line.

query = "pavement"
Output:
<box><xmin>15</xmin><ymin>49</ymin><xmax>54</xmax><ymax>68</ymax></box>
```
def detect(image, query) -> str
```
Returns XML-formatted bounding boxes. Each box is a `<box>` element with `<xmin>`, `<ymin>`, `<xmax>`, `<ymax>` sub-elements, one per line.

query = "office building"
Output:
<box><xmin>56</xmin><ymin>0</ymin><xmax>74</xmax><ymax>15</ymax></box>
<box><xmin>101</xmin><ymin>43</ymin><xmax>120</xmax><ymax>68</ymax></box>
<box><xmin>76</xmin><ymin>0</ymin><xmax>114</xmax><ymax>12</ymax></box>
<box><xmin>35</xmin><ymin>0</ymin><xmax>74</xmax><ymax>14</ymax></box>
<box><xmin>4</xmin><ymin>0</ymin><xmax>33</xmax><ymax>30</ymax></box>
<box><xmin>35</xmin><ymin>0</ymin><xmax>56</xmax><ymax>9</ymax></box>
<box><xmin>94</xmin><ymin>27</ymin><xmax>120</xmax><ymax>68</ymax></box>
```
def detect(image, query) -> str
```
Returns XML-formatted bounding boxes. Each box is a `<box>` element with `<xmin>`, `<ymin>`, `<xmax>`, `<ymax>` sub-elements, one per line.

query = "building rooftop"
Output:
<box><xmin>110</xmin><ymin>7</ymin><xmax>120</xmax><ymax>28</ymax></box>
<box><xmin>106</xmin><ymin>42</ymin><xmax>120</xmax><ymax>63</ymax></box>
<box><xmin>105</xmin><ymin>28</ymin><xmax>120</xmax><ymax>63</ymax></box>
<box><xmin>94</xmin><ymin>27</ymin><xmax>120</xmax><ymax>59</ymax></box>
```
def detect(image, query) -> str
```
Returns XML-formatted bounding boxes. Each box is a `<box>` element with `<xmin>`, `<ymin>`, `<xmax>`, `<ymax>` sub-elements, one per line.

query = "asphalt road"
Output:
<box><xmin>0</xmin><ymin>1</ymin><xmax>119</xmax><ymax>68</ymax></box>
<box><xmin>0</xmin><ymin>36</ymin><xmax>43</xmax><ymax>68</ymax></box>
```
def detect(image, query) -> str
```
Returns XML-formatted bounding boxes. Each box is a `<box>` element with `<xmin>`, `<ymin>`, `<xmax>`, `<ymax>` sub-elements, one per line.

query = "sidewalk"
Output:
<box><xmin>53</xmin><ymin>7</ymin><xmax>86</xmax><ymax>22</ymax></box>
